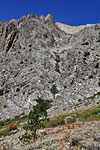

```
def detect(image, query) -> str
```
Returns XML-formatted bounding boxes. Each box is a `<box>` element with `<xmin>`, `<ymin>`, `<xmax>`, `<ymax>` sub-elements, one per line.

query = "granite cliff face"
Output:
<box><xmin>0</xmin><ymin>14</ymin><xmax>100</xmax><ymax>120</ymax></box>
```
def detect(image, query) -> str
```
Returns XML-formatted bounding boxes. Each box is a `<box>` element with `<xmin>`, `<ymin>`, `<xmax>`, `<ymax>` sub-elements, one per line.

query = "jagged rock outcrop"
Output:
<box><xmin>0</xmin><ymin>14</ymin><xmax>100</xmax><ymax>120</ymax></box>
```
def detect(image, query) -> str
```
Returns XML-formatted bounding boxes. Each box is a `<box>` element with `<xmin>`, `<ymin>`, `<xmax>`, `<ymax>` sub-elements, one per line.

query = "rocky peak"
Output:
<box><xmin>45</xmin><ymin>14</ymin><xmax>55</xmax><ymax>24</ymax></box>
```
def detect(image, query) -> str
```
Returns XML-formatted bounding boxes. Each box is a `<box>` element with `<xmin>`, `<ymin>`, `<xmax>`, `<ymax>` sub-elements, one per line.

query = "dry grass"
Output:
<box><xmin>46</xmin><ymin>118</ymin><xmax>65</xmax><ymax>128</ymax></box>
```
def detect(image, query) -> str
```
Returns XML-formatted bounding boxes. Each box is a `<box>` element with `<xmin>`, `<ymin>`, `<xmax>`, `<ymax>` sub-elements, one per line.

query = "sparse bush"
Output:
<box><xmin>23</xmin><ymin>124</ymin><xmax>29</xmax><ymax>130</ymax></box>
<box><xmin>8</xmin><ymin>123</ymin><xmax>17</xmax><ymax>131</ymax></box>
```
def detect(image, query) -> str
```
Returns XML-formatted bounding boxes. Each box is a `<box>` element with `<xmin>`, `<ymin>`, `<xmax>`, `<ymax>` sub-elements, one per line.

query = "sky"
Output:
<box><xmin>0</xmin><ymin>0</ymin><xmax>100</xmax><ymax>26</ymax></box>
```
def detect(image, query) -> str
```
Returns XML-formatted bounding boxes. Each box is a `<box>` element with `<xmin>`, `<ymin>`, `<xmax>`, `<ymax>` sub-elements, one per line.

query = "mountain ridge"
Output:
<box><xmin>0</xmin><ymin>14</ymin><xmax>100</xmax><ymax>120</ymax></box>
<box><xmin>56</xmin><ymin>22</ymin><xmax>95</xmax><ymax>34</ymax></box>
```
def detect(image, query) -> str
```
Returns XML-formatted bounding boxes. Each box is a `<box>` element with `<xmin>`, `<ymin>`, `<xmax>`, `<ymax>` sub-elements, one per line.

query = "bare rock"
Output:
<box><xmin>0</xmin><ymin>14</ymin><xmax>100</xmax><ymax>120</ymax></box>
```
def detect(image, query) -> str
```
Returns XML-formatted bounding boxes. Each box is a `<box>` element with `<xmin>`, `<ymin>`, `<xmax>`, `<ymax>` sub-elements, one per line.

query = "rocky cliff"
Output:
<box><xmin>0</xmin><ymin>14</ymin><xmax>100</xmax><ymax>120</ymax></box>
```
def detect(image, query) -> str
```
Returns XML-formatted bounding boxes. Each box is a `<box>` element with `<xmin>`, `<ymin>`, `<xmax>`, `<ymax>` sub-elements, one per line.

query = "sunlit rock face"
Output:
<box><xmin>56</xmin><ymin>22</ymin><xmax>94</xmax><ymax>34</ymax></box>
<box><xmin>0</xmin><ymin>14</ymin><xmax>100</xmax><ymax>120</ymax></box>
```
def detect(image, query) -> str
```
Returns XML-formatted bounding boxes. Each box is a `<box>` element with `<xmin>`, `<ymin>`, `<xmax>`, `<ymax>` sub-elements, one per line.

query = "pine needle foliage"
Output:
<box><xmin>21</xmin><ymin>97</ymin><xmax>52</xmax><ymax>142</ymax></box>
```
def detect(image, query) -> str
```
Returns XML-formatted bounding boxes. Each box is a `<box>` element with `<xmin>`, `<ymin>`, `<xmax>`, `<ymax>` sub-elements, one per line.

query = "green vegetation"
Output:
<box><xmin>1</xmin><ymin>92</ymin><xmax>100</xmax><ymax>137</ymax></box>
<box><xmin>53</xmin><ymin>104</ymin><xmax>100</xmax><ymax>123</ymax></box>
<box><xmin>86</xmin><ymin>91</ymin><xmax>100</xmax><ymax>100</ymax></box>
<box><xmin>0</xmin><ymin>115</ymin><xmax>28</xmax><ymax>130</ymax></box>
<box><xmin>1</xmin><ymin>105</ymin><xmax>100</xmax><ymax>136</ymax></box>
<box><xmin>0</xmin><ymin>128</ymin><xmax>9</xmax><ymax>136</ymax></box>
<box><xmin>75</xmin><ymin>105</ymin><xmax>100</xmax><ymax>122</ymax></box>
<box><xmin>0</xmin><ymin>115</ymin><xmax>28</xmax><ymax>136</ymax></box>
<box><xmin>0</xmin><ymin>128</ymin><xmax>18</xmax><ymax>137</ymax></box>
<box><xmin>21</xmin><ymin>97</ymin><xmax>52</xmax><ymax>142</ymax></box>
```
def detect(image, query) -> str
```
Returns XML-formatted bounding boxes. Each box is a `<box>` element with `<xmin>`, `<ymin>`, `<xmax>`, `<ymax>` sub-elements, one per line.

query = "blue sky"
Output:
<box><xmin>0</xmin><ymin>0</ymin><xmax>100</xmax><ymax>26</ymax></box>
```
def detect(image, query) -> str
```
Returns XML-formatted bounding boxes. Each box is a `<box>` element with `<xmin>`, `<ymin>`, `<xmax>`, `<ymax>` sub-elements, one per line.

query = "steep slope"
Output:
<box><xmin>0</xmin><ymin>14</ymin><xmax>100</xmax><ymax>120</ymax></box>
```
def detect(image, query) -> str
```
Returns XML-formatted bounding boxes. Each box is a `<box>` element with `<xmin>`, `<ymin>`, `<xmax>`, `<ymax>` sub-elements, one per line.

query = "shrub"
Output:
<box><xmin>21</xmin><ymin>97</ymin><xmax>52</xmax><ymax>142</ymax></box>
<box><xmin>23</xmin><ymin>124</ymin><xmax>29</xmax><ymax>130</ymax></box>
<box><xmin>8</xmin><ymin>123</ymin><xmax>17</xmax><ymax>131</ymax></box>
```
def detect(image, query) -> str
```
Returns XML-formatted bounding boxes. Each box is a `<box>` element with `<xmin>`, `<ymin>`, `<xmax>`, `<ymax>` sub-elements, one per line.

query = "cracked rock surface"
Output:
<box><xmin>0</xmin><ymin>14</ymin><xmax>100</xmax><ymax>120</ymax></box>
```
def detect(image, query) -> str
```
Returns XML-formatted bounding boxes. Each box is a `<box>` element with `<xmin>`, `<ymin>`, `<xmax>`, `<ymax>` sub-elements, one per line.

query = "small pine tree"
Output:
<box><xmin>21</xmin><ymin>97</ymin><xmax>52</xmax><ymax>142</ymax></box>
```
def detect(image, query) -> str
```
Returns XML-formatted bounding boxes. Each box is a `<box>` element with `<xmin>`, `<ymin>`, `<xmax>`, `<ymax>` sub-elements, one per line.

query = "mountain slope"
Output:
<box><xmin>0</xmin><ymin>14</ymin><xmax>100</xmax><ymax>120</ymax></box>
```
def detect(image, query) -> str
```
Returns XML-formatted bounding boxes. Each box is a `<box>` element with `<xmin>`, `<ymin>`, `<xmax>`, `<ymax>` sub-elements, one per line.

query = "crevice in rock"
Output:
<box><xmin>6</xmin><ymin>32</ymin><xmax>17</xmax><ymax>52</ymax></box>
